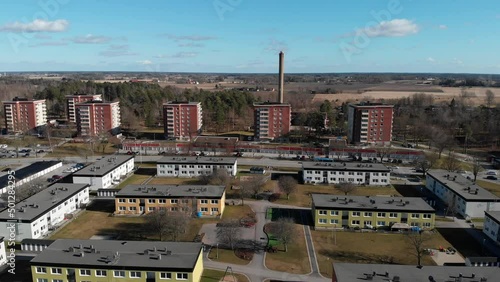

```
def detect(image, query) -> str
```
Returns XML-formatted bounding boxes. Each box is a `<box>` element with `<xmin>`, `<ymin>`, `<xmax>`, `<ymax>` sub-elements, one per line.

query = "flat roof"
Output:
<box><xmin>73</xmin><ymin>155</ymin><xmax>134</xmax><ymax>177</ymax></box>
<box><xmin>66</xmin><ymin>94</ymin><xmax>102</xmax><ymax>98</ymax></box>
<box><xmin>303</xmin><ymin>162</ymin><xmax>390</xmax><ymax>172</ymax></box>
<box><xmin>30</xmin><ymin>239</ymin><xmax>202</xmax><ymax>271</ymax></box>
<box><xmin>312</xmin><ymin>194</ymin><xmax>435</xmax><ymax>213</ymax></box>
<box><xmin>158</xmin><ymin>156</ymin><xmax>236</xmax><ymax>165</ymax></box>
<box><xmin>485</xmin><ymin>210</ymin><xmax>500</xmax><ymax>225</ymax></box>
<box><xmin>332</xmin><ymin>263</ymin><xmax>500</xmax><ymax>282</ymax></box>
<box><xmin>253</xmin><ymin>102</ymin><xmax>291</xmax><ymax>106</ymax></box>
<box><xmin>0</xmin><ymin>183</ymin><xmax>89</xmax><ymax>222</ymax></box>
<box><xmin>0</xmin><ymin>161</ymin><xmax>62</xmax><ymax>189</ymax></box>
<box><xmin>116</xmin><ymin>185</ymin><xmax>225</xmax><ymax>199</ymax></box>
<box><xmin>164</xmin><ymin>101</ymin><xmax>200</xmax><ymax>105</ymax></box>
<box><xmin>427</xmin><ymin>170</ymin><xmax>499</xmax><ymax>201</ymax></box>
<box><xmin>3</xmin><ymin>97</ymin><xmax>45</xmax><ymax>103</ymax></box>
<box><xmin>348</xmin><ymin>102</ymin><xmax>394</xmax><ymax>108</ymax></box>
<box><xmin>76</xmin><ymin>100</ymin><xmax>118</xmax><ymax>105</ymax></box>
<box><xmin>21</xmin><ymin>239</ymin><xmax>55</xmax><ymax>246</ymax></box>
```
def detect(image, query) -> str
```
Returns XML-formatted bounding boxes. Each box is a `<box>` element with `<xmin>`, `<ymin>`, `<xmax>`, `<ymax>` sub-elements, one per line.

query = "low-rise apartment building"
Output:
<box><xmin>115</xmin><ymin>185</ymin><xmax>226</xmax><ymax>217</ymax></box>
<box><xmin>303</xmin><ymin>162</ymin><xmax>390</xmax><ymax>185</ymax></box>
<box><xmin>157</xmin><ymin>156</ymin><xmax>237</xmax><ymax>177</ymax></box>
<box><xmin>426</xmin><ymin>170</ymin><xmax>500</xmax><ymax>218</ymax></box>
<box><xmin>0</xmin><ymin>161</ymin><xmax>62</xmax><ymax>194</ymax></box>
<box><xmin>312</xmin><ymin>194</ymin><xmax>435</xmax><ymax>230</ymax></box>
<box><xmin>30</xmin><ymin>239</ymin><xmax>203</xmax><ymax>282</ymax></box>
<box><xmin>0</xmin><ymin>184</ymin><xmax>89</xmax><ymax>240</ymax></box>
<box><xmin>484</xmin><ymin>211</ymin><xmax>500</xmax><ymax>245</ymax></box>
<box><xmin>72</xmin><ymin>155</ymin><xmax>134</xmax><ymax>190</ymax></box>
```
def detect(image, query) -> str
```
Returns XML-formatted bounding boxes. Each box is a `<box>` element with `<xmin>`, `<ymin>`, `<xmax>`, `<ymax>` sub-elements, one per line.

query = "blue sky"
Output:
<box><xmin>0</xmin><ymin>0</ymin><xmax>499</xmax><ymax>73</ymax></box>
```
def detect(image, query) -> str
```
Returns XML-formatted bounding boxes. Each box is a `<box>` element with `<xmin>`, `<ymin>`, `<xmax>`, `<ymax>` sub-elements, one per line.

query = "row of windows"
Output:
<box><xmin>118</xmin><ymin>206</ymin><xmax>219</xmax><ymax>212</ymax></box>
<box><xmin>307</xmin><ymin>177</ymin><xmax>388</xmax><ymax>183</ymax></box>
<box><xmin>307</xmin><ymin>171</ymin><xmax>388</xmax><ymax>176</ymax></box>
<box><xmin>317</xmin><ymin>218</ymin><xmax>432</xmax><ymax>227</ymax></box>
<box><xmin>119</xmin><ymin>199</ymin><xmax>218</xmax><ymax>204</ymax></box>
<box><xmin>317</xmin><ymin>210</ymin><xmax>432</xmax><ymax>219</ymax></box>
<box><xmin>35</xmin><ymin>268</ymin><xmax>189</xmax><ymax>280</ymax></box>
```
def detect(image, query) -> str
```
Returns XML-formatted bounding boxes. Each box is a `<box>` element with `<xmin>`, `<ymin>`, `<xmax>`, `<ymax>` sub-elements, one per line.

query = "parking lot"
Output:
<box><xmin>0</xmin><ymin>144</ymin><xmax>52</xmax><ymax>159</ymax></box>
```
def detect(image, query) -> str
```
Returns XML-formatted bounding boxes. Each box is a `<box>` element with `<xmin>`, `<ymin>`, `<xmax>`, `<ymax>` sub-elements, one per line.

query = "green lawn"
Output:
<box><xmin>207</xmin><ymin>248</ymin><xmax>251</xmax><ymax>265</ymax></box>
<box><xmin>201</xmin><ymin>269</ymin><xmax>249</xmax><ymax>282</ymax></box>
<box><xmin>115</xmin><ymin>174</ymin><xmax>152</xmax><ymax>189</ymax></box>
<box><xmin>477</xmin><ymin>180</ymin><xmax>500</xmax><ymax>197</ymax></box>
<box><xmin>147</xmin><ymin>177</ymin><xmax>202</xmax><ymax>185</ymax></box>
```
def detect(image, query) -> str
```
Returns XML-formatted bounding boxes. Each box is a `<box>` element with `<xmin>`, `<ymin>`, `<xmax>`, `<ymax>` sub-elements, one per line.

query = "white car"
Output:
<box><xmin>486</xmin><ymin>171</ymin><xmax>498</xmax><ymax>176</ymax></box>
<box><xmin>0</xmin><ymin>144</ymin><xmax>7</xmax><ymax>149</ymax></box>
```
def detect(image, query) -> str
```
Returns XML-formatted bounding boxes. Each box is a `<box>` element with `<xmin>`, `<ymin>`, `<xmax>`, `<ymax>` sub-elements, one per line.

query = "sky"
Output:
<box><xmin>0</xmin><ymin>0</ymin><xmax>499</xmax><ymax>73</ymax></box>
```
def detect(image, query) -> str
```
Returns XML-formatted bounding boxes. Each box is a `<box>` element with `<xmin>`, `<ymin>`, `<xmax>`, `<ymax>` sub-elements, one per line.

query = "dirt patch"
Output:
<box><xmin>220</xmin><ymin>275</ymin><xmax>238</xmax><ymax>282</ymax></box>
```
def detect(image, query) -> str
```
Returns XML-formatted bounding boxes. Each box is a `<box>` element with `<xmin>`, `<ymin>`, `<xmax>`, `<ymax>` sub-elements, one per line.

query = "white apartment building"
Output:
<box><xmin>66</xmin><ymin>94</ymin><xmax>102</xmax><ymax>122</ymax></box>
<box><xmin>0</xmin><ymin>161</ymin><xmax>62</xmax><ymax>194</ymax></box>
<box><xmin>72</xmin><ymin>155</ymin><xmax>135</xmax><ymax>190</ymax></box>
<box><xmin>484</xmin><ymin>211</ymin><xmax>500</xmax><ymax>245</ymax></box>
<box><xmin>0</xmin><ymin>184</ymin><xmax>90</xmax><ymax>240</ymax></box>
<box><xmin>302</xmin><ymin>162</ymin><xmax>391</xmax><ymax>185</ymax></box>
<box><xmin>157</xmin><ymin>156</ymin><xmax>237</xmax><ymax>177</ymax></box>
<box><xmin>426</xmin><ymin>170</ymin><xmax>500</xmax><ymax>218</ymax></box>
<box><xmin>0</xmin><ymin>237</ymin><xmax>6</xmax><ymax>267</ymax></box>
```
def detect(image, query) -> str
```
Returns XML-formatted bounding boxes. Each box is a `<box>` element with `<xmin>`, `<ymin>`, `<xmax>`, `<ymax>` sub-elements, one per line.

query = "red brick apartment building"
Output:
<box><xmin>3</xmin><ymin>97</ymin><xmax>47</xmax><ymax>134</ymax></box>
<box><xmin>66</xmin><ymin>94</ymin><xmax>102</xmax><ymax>122</ymax></box>
<box><xmin>253</xmin><ymin>102</ymin><xmax>291</xmax><ymax>141</ymax></box>
<box><xmin>163</xmin><ymin>101</ymin><xmax>203</xmax><ymax>140</ymax></box>
<box><xmin>347</xmin><ymin>102</ymin><xmax>394</xmax><ymax>144</ymax></box>
<box><xmin>75</xmin><ymin>100</ymin><xmax>121</xmax><ymax>136</ymax></box>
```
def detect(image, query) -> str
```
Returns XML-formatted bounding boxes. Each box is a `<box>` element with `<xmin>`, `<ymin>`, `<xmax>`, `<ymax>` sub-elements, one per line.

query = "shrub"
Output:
<box><xmin>268</xmin><ymin>193</ymin><xmax>281</xmax><ymax>202</ymax></box>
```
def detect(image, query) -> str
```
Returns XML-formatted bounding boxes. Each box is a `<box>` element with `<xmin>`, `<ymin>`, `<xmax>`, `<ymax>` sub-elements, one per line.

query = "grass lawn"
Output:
<box><xmin>46</xmin><ymin>142</ymin><xmax>116</xmax><ymax>157</ymax></box>
<box><xmin>312</xmin><ymin>230</ymin><xmax>450</xmax><ymax>278</ymax></box>
<box><xmin>207</xmin><ymin>248</ymin><xmax>251</xmax><ymax>265</ymax></box>
<box><xmin>265</xmin><ymin>224</ymin><xmax>311</xmax><ymax>274</ymax></box>
<box><xmin>181</xmin><ymin>218</ymin><xmax>218</xmax><ymax>242</ymax></box>
<box><xmin>222</xmin><ymin>205</ymin><xmax>255</xmax><ymax>221</ymax></box>
<box><xmin>274</xmin><ymin>184</ymin><xmax>401</xmax><ymax>207</ymax></box>
<box><xmin>115</xmin><ymin>174</ymin><xmax>151</xmax><ymax>189</ymax></box>
<box><xmin>476</xmin><ymin>180</ymin><xmax>500</xmax><ymax>197</ymax></box>
<box><xmin>147</xmin><ymin>177</ymin><xmax>202</xmax><ymax>185</ymax></box>
<box><xmin>201</xmin><ymin>269</ymin><xmax>249</xmax><ymax>282</ymax></box>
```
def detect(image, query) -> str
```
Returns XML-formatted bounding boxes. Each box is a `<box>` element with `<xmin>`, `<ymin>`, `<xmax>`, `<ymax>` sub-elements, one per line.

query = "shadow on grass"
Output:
<box><xmin>98</xmin><ymin>221</ymin><xmax>154</xmax><ymax>241</ymax></box>
<box><xmin>135</xmin><ymin>167</ymin><xmax>156</xmax><ymax>175</ymax></box>
<box><xmin>319</xmin><ymin>249</ymin><xmax>397</xmax><ymax>264</ymax></box>
<box><xmin>85</xmin><ymin>199</ymin><xmax>116</xmax><ymax>213</ymax></box>
<box><xmin>393</xmin><ymin>184</ymin><xmax>426</xmax><ymax>197</ymax></box>
<box><xmin>436</xmin><ymin>228</ymin><xmax>491</xmax><ymax>257</ymax></box>
<box><xmin>268</xmin><ymin>208</ymin><xmax>312</xmax><ymax>226</ymax></box>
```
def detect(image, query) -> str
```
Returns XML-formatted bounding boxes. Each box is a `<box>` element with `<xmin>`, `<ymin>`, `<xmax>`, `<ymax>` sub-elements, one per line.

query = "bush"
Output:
<box><xmin>235</xmin><ymin>248</ymin><xmax>254</xmax><ymax>260</ymax></box>
<box><xmin>268</xmin><ymin>193</ymin><xmax>281</xmax><ymax>202</ymax></box>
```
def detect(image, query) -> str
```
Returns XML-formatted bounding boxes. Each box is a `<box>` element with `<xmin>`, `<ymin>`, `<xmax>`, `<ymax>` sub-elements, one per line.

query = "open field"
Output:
<box><xmin>201</xmin><ymin>269</ymin><xmax>249</xmax><ymax>282</ymax></box>
<box><xmin>207</xmin><ymin>248</ymin><xmax>251</xmax><ymax>265</ymax></box>
<box><xmin>476</xmin><ymin>180</ymin><xmax>500</xmax><ymax>197</ymax></box>
<box><xmin>274</xmin><ymin>183</ymin><xmax>401</xmax><ymax>207</ymax></box>
<box><xmin>312</xmin><ymin>230</ymin><xmax>450</xmax><ymax>278</ymax></box>
<box><xmin>115</xmin><ymin>174</ymin><xmax>151</xmax><ymax>189</ymax></box>
<box><xmin>265</xmin><ymin>224</ymin><xmax>311</xmax><ymax>274</ymax></box>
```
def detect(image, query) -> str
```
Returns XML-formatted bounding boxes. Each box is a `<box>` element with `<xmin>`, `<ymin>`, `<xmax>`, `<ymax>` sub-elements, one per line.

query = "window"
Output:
<box><xmin>171</xmin><ymin>207</ymin><xmax>178</xmax><ymax>211</ymax></box>
<box><xmin>389</xmin><ymin>213</ymin><xmax>397</xmax><ymax>218</ymax></box>
<box><xmin>211</xmin><ymin>208</ymin><xmax>219</xmax><ymax>212</ymax></box>
<box><xmin>377</xmin><ymin>212</ymin><xmax>386</xmax><ymax>218</ymax></box>
<box><xmin>129</xmin><ymin>207</ymin><xmax>136</xmax><ymax>211</ymax></box>
<box><xmin>200</xmin><ymin>200</ymin><xmax>208</xmax><ymax>204</ymax></box>
<box><xmin>352</xmin><ymin>212</ymin><xmax>360</xmax><ymax>217</ymax></box>
<box><xmin>160</xmin><ymin>272</ymin><xmax>172</xmax><ymax>279</ymax></box>
<box><xmin>364</xmin><ymin>221</ymin><xmax>372</xmax><ymax>226</ymax></box>
<box><xmin>52</xmin><ymin>280</ymin><xmax>63</xmax><ymax>282</ymax></box>
<box><xmin>36</xmin><ymin>267</ymin><xmax>47</xmax><ymax>274</ymax></box>
<box><xmin>330</xmin><ymin>210</ymin><xmax>338</xmax><ymax>216</ymax></box>
<box><xmin>319</xmin><ymin>218</ymin><xmax>327</xmax><ymax>224</ymax></box>
<box><xmin>128</xmin><ymin>199</ymin><xmax>136</xmax><ymax>203</ymax></box>
<box><xmin>411</xmin><ymin>213</ymin><xmax>419</xmax><ymax>219</ymax></box>
<box><xmin>201</xmin><ymin>207</ymin><xmax>208</xmax><ymax>212</ymax></box>
<box><xmin>423</xmin><ymin>222</ymin><xmax>431</xmax><ymax>228</ymax></box>
<box><xmin>318</xmin><ymin>210</ymin><xmax>327</xmax><ymax>215</ymax></box>
<box><xmin>130</xmin><ymin>271</ymin><xmax>141</xmax><ymax>278</ymax></box>
<box><xmin>171</xmin><ymin>199</ymin><xmax>178</xmax><ymax>204</ymax></box>
<box><xmin>119</xmin><ymin>206</ymin><xmax>126</xmax><ymax>211</ymax></box>
<box><xmin>211</xmin><ymin>200</ymin><xmax>219</xmax><ymax>204</ymax></box>
<box><xmin>377</xmin><ymin>221</ymin><xmax>386</xmax><ymax>226</ymax></box>
<box><xmin>37</xmin><ymin>279</ymin><xmax>48</xmax><ymax>282</ymax></box>
<box><xmin>80</xmin><ymin>269</ymin><xmax>91</xmax><ymax>276</ymax></box>
<box><xmin>159</xmin><ymin>199</ymin><xmax>166</xmax><ymax>204</ymax></box>
<box><xmin>114</xmin><ymin>270</ymin><xmax>125</xmax><ymax>277</ymax></box>
<box><xmin>177</xmin><ymin>273</ymin><xmax>188</xmax><ymax>280</ymax></box>
<box><xmin>423</xmin><ymin>214</ymin><xmax>432</xmax><ymax>219</ymax></box>
<box><xmin>118</xmin><ymin>198</ymin><xmax>125</xmax><ymax>203</ymax></box>
<box><xmin>148</xmin><ymin>199</ymin><xmax>155</xmax><ymax>203</ymax></box>
<box><xmin>96</xmin><ymin>270</ymin><xmax>107</xmax><ymax>277</ymax></box>
<box><xmin>330</xmin><ymin>219</ymin><xmax>339</xmax><ymax>224</ymax></box>
<box><xmin>364</xmin><ymin>212</ymin><xmax>372</xmax><ymax>217</ymax></box>
<box><xmin>51</xmin><ymin>268</ymin><xmax>62</xmax><ymax>275</ymax></box>
<box><xmin>148</xmin><ymin>207</ymin><xmax>155</xmax><ymax>211</ymax></box>
<box><xmin>351</xmin><ymin>220</ymin><xmax>360</xmax><ymax>225</ymax></box>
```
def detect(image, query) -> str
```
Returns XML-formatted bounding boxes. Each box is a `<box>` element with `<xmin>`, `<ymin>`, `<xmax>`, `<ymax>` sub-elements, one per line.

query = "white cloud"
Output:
<box><xmin>70</xmin><ymin>34</ymin><xmax>113</xmax><ymax>44</ymax></box>
<box><xmin>357</xmin><ymin>19</ymin><xmax>419</xmax><ymax>37</ymax></box>
<box><xmin>452</xmin><ymin>58</ymin><xmax>463</xmax><ymax>65</ymax></box>
<box><xmin>137</xmin><ymin>60</ymin><xmax>152</xmax><ymax>65</ymax></box>
<box><xmin>99</xmin><ymin>45</ymin><xmax>137</xmax><ymax>57</ymax></box>
<box><xmin>264</xmin><ymin>39</ymin><xmax>288</xmax><ymax>53</ymax></box>
<box><xmin>171</xmin><ymin>52</ymin><xmax>198</xmax><ymax>58</ymax></box>
<box><xmin>426</xmin><ymin>57</ymin><xmax>435</xmax><ymax>62</ymax></box>
<box><xmin>0</xmin><ymin>19</ymin><xmax>69</xmax><ymax>33</ymax></box>
<box><xmin>178</xmin><ymin>42</ymin><xmax>205</xmax><ymax>48</ymax></box>
<box><xmin>29</xmin><ymin>41</ymin><xmax>68</xmax><ymax>47</ymax></box>
<box><xmin>438</xmin><ymin>24</ymin><xmax>448</xmax><ymax>30</ymax></box>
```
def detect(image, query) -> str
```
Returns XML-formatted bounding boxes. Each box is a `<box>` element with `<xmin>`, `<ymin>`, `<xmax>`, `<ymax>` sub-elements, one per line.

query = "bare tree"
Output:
<box><xmin>445</xmin><ymin>195</ymin><xmax>459</xmax><ymax>220</ymax></box>
<box><xmin>278</xmin><ymin>176</ymin><xmax>298</xmax><ymax>200</ymax></box>
<box><xmin>444</xmin><ymin>151</ymin><xmax>461</xmax><ymax>172</ymax></box>
<box><xmin>235</xmin><ymin>182</ymin><xmax>252</xmax><ymax>206</ymax></box>
<box><xmin>406</xmin><ymin>231</ymin><xmax>430</xmax><ymax>266</ymax></box>
<box><xmin>216</xmin><ymin>219</ymin><xmax>242</xmax><ymax>250</ymax></box>
<box><xmin>430</xmin><ymin>128</ymin><xmax>455</xmax><ymax>159</ymax></box>
<box><xmin>485</xmin><ymin>90</ymin><xmax>495</xmax><ymax>107</ymax></box>
<box><xmin>376</xmin><ymin>145</ymin><xmax>393</xmax><ymax>163</ymax></box>
<box><xmin>199</xmin><ymin>169</ymin><xmax>231</xmax><ymax>186</ymax></box>
<box><xmin>472</xmin><ymin>158</ymin><xmax>483</xmax><ymax>182</ymax></box>
<box><xmin>269</xmin><ymin>218</ymin><xmax>296</xmax><ymax>252</ymax></box>
<box><xmin>241</xmin><ymin>175</ymin><xmax>267</xmax><ymax>198</ymax></box>
<box><xmin>145</xmin><ymin>210</ymin><xmax>169</xmax><ymax>241</ymax></box>
<box><xmin>335</xmin><ymin>182</ymin><xmax>356</xmax><ymax>195</ymax></box>
<box><xmin>146</xmin><ymin>210</ymin><xmax>191</xmax><ymax>241</ymax></box>
<box><xmin>415</xmin><ymin>153</ymin><xmax>438</xmax><ymax>177</ymax></box>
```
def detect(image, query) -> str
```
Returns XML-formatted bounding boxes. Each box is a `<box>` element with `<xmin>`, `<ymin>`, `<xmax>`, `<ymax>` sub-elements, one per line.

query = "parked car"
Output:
<box><xmin>22</xmin><ymin>153</ymin><xmax>29</xmax><ymax>157</ymax></box>
<box><xmin>36</xmin><ymin>149</ymin><xmax>45</xmax><ymax>153</ymax></box>
<box><xmin>0</xmin><ymin>144</ymin><xmax>7</xmax><ymax>149</ymax></box>
<box><xmin>486</xmin><ymin>176</ymin><xmax>498</xmax><ymax>180</ymax></box>
<box><xmin>47</xmin><ymin>178</ymin><xmax>54</xmax><ymax>182</ymax></box>
<box><xmin>52</xmin><ymin>175</ymin><xmax>63</xmax><ymax>180</ymax></box>
<box><xmin>486</xmin><ymin>171</ymin><xmax>498</xmax><ymax>176</ymax></box>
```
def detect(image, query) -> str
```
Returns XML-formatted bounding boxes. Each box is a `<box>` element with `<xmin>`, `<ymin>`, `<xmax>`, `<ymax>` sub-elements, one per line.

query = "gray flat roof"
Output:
<box><xmin>0</xmin><ymin>161</ymin><xmax>62</xmax><ymax>189</ymax></box>
<box><xmin>333</xmin><ymin>263</ymin><xmax>500</xmax><ymax>282</ymax></box>
<box><xmin>116</xmin><ymin>185</ymin><xmax>225</xmax><ymax>199</ymax></box>
<box><xmin>427</xmin><ymin>170</ymin><xmax>499</xmax><ymax>201</ymax></box>
<box><xmin>485</xmin><ymin>210</ymin><xmax>500</xmax><ymax>225</ymax></box>
<box><xmin>158</xmin><ymin>156</ymin><xmax>236</xmax><ymax>165</ymax></box>
<box><xmin>312</xmin><ymin>194</ymin><xmax>435</xmax><ymax>213</ymax></box>
<box><xmin>73</xmin><ymin>155</ymin><xmax>134</xmax><ymax>177</ymax></box>
<box><xmin>30</xmin><ymin>239</ymin><xmax>202</xmax><ymax>271</ymax></box>
<box><xmin>303</xmin><ymin>162</ymin><xmax>390</xmax><ymax>172</ymax></box>
<box><xmin>0</xmin><ymin>183</ymin><xmax>89</xmax><ymax>223</ymax></box>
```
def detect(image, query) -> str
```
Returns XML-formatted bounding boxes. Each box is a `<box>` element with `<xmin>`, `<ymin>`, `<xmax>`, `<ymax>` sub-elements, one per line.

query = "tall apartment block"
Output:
<box><xmin>66</xmin><ymin>94</ymin><xmax>102</xmax><ymax>122</ymax></box>
<box><xmin>2</xmin><ymin>97</ymin><xmax>47</xmax><ymax>134</ymax></box>
<box><xmin>163</xmin><ymin>102</ymin><xmax>202</xmax><ymax>140</ymax></box>
<box><xmin>253</xmin><ymin>102</ymin><xmax>291</xmax><ymax>140</ymax></box>
<box><xmin>75</xmin><ymin>100</ymin><xmax>121</xmax><ymax>136</ymax></box>
<box><xmin>347</xmin><ymin>102</ymin><xmax>394</xmax><ymax>144</ymax></box>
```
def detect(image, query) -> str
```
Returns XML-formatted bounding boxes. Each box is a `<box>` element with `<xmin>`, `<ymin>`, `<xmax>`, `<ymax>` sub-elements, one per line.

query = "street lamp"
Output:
<box><xmin>216</xmin><ymin>243</ymin><xmax>219</xmax><ymax>259</ymax></box>
<box><xmin>332</xmin><ymin>224</ymin><xmax>337</xmax><ymax>246</ymax></box>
